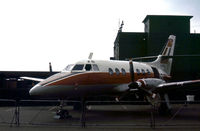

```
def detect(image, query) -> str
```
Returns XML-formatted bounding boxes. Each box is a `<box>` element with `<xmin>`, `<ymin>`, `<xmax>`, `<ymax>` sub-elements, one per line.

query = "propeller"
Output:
<box><xmin>128</xmin><ymin>60</ymin><xmax>169</xmax><ymax>110</ymax></box>
<box><xmin>129</xmin><ymin>60</ymin><xmax>134</xmax><ymax>82</ymax></box>
<box><xmin>115</xmin><ymin>60</ymin><xmax>137</xmax><ymax>101</ymax></box>
<box><xmin>128</xmin><ymin>60</ymin><xmax>158</xmax><ymax>100</ymax></box>
<box><xmin>117</xmin><ymin>60</ymin><xmax>161</xmax><ymax>107</ymax></box>
<box><xmin>128</xmin><ymin>60</ymin><xmax>140</xmax><ymax>89</ymax></box>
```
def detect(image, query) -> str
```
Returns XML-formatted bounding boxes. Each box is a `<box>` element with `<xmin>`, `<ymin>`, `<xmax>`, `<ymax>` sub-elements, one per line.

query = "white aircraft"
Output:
<box><xmin>22</xmin><ymin>35</ymin><xmax>200</xmax><ymax>117</ymax></box>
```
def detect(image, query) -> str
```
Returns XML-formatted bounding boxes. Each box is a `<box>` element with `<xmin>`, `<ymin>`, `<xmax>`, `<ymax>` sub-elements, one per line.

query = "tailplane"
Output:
<box><xmin>151</xmin><ymin>35</ymin><xmax>176</xmax><ymax>76</ymax></box>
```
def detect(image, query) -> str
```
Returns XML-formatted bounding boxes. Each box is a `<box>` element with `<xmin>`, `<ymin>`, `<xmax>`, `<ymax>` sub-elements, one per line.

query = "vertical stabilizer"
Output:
<box><xmin>161</xmin><ymin>35</ymin><xmax>176</xmax><ymax>57</ymax></box>
<box><xmin>151</xmin><ymin>35</ymin><xmax>176</xmax><ymax>76</ymax></box>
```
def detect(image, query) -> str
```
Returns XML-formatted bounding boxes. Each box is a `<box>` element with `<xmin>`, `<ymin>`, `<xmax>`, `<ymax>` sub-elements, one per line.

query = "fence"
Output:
<box><xmin>0</xmin><ymin>99</ymin><xmax>200</xmax><ymax>129</ymax></box>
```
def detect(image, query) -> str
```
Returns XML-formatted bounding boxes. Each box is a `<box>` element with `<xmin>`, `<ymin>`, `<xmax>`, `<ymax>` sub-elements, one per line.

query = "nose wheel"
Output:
<box><xmin>55</xmin><ymin>109</ymin><xmax>72</xmax><ymax>119</ymax></box>
<box><xmin>54</xmin><ymin>100</ymin><xmax>72</xmax><ymax>119</ymax></box>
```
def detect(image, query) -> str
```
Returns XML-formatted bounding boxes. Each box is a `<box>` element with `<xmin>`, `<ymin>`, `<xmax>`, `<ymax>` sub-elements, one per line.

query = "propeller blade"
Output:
<box><xmin>128</xmin><ymin>60</ymin><xmax>140</xmax><ymax>89</ymax></box>
<box><xmin>128</xmin><ymin>60</ymin><xmax>159</xmax><ymax>104</ymax></box>
<box><xmin>129</xmin><ymin>60</ymin><xmax>134</xmax><ymax>82</ymax></box>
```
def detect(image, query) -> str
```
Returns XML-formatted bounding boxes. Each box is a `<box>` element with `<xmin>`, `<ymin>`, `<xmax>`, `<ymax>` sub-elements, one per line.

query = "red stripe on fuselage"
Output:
<box><xmin>46</xmin><ymin>72</ymin><xmax>154</xmax><ymax>86</ymax></box>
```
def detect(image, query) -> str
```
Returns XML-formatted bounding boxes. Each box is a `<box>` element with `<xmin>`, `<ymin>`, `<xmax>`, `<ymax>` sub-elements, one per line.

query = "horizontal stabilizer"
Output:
<box><xmin>161</xmin><ymin>55</ymin><xmax>200</xmax><ymax>59</ymax></box>
<box><xmin>20</xmin><ymin>77</ymin><xmax>44</xmax><ymax>82</ymax></box>
<box><xmin>130</xmin><ymin>55</ymin><xmax>200</xmax><ymax>61</ymax></box>
<box><xmin>131</xmin><ymin>56</ymin><xmax>158</xmax><ymax>61</ymax></box>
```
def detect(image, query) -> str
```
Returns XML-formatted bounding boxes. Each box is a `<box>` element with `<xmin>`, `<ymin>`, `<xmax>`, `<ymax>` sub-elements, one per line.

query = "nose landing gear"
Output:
<box><xmin>55</xmin><ymin>109</ymin><xmax>72</xmax><ymax>119</ymax></box>
<box><xmin>54</xmin><ymin>100</ymin><xmax>72</xmax><ymax>119</ymax></box>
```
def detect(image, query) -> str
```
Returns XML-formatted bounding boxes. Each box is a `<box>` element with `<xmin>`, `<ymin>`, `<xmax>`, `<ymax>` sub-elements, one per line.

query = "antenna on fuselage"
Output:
<box><xmin>88</xmin><ymin>52</ymin><xmax>93</xmax><ymax>60</ymax></box>
<box><xmin>49</xmin><ymin>62</ymin><xmax>52</xmax><ymax>73</ymax></box>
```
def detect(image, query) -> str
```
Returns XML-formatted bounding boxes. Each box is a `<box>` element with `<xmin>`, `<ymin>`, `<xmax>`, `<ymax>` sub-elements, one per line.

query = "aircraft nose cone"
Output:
<box><xmin>29</xmin><ymin>84</ymin><xmax>41</xmax><ymax>96</ymax></box>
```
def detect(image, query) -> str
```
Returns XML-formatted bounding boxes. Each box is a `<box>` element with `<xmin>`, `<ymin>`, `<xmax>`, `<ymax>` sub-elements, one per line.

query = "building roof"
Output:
<box><xmin>143</xmin><ymin>15</ymin><xmax>193</xmax><ymax>23</ymax></box>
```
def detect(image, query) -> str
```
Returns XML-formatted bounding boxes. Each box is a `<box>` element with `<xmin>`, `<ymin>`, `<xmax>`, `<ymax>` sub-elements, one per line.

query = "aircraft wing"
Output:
<box><xmin>20</xmin><ymin>77</ymin><xmax>44</xmax><ymax>82</ymax></box>
<box><xmin>156</xmin><ymin>79</ymin><xmax>200</xmax><ymax>92</ymax></box>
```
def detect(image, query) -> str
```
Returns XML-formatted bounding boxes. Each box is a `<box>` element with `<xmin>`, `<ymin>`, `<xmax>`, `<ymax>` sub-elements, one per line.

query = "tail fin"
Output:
<box><xmin>161</xmin><ymin>35</ymin><xmax>176</xmax><ymax>57</ymax></box>
<box><xmin>151</xmin><ymin>35</ymin><xmax>176</xmax><ymax>76</ymax></box>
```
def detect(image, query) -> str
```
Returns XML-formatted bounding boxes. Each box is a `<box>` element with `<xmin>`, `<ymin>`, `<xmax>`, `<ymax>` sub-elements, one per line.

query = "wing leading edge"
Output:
<box><xmin>156</xmin><ymin>79</ymin><xmax>200</xmax><ymax>92</ymax></box>
<box><xmin>21</xmin><ymin>77</ymin><xmax>44</xmax><ymax>82</ymax></box>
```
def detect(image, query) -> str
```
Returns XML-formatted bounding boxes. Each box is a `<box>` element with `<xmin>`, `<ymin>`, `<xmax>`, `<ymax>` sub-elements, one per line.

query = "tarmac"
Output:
<box><xmin>0</xmin><ymin>102</ymin><xmax>200</xmax><ymax>131</ymax></box>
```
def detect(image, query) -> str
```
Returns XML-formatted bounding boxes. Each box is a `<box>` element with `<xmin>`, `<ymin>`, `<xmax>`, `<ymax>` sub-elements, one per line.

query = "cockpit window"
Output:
<box><xmin>85</xmin><ymin>64</ymin><xmax>92</xmax><ymax>71</ymax></box>
<box><xmin>92</xmin><ymin>64</ymin><xmax>99</xmax><ymax>71</ymax></box>
<box><xmin>72</xmin><ymin>64</ymin><xmax>84</xmax><ymax>70</ymax></box>
<box><xmin>62</xmin><ymin>64</ymin><xmax>74</xmax><ymax>72</ymax></box>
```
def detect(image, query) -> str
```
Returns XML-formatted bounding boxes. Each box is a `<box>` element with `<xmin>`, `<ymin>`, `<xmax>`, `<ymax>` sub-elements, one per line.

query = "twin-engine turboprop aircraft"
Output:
<box><xmin>22</xmin><ymin>35</ymin><xmax>200</xmax><ymax>116</ymax></box>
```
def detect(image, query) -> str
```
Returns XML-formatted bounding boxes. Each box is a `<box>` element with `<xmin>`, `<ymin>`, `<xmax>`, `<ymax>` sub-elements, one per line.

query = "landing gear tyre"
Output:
<box><xmin>56</xmin><ymin>110</ymin><xmax>72</xmax><ymax>119</ymax></box>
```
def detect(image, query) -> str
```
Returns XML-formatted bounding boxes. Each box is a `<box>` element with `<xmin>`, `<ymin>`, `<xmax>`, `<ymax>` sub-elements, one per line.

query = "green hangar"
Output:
<box><xmin>113</xmin><ymin>15</ymin><xmax>200</xmax><ymax>82</ymax></box>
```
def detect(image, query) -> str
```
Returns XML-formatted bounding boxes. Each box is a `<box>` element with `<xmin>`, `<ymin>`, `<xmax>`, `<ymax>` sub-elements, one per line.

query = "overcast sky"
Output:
<box><xmin>0</xmin><ymin>0</ymin><xmax>200</xmax><ymax>71</ymax></box>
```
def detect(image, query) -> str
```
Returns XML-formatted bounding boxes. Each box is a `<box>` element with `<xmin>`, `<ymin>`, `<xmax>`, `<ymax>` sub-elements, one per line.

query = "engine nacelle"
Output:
<box><xmin>135</xmin><ymin>78</ymin><xmax>166</xmax><ymax>108</ymax></box>
<box><xmin>136</xmin><ymin>78</ymin><xmax>166</xmax><ymax>90</ymax></box>
<box><xmin>130</xmin><ymin>78</ymin><xmax>171</xmax><ymax>113</ymax></box>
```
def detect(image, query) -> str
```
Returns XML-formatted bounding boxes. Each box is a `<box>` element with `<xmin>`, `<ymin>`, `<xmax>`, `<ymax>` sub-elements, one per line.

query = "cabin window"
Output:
<box><xmin>85</xmin><ymin>64</ymin><xmax>92</xmax><ymax>71</ymax></box>
<box><xmin>92</xmin><ymin>64</ymin><xmax>99</xmax><ymax>71</ymax></box>
<box><xmin>121</xmin><ymin>68</ymin><xmax>126</xmax><ymax>75</ymax></box>
<box><xmin>146</xmin><ymin>69</ymin><xmax>151</xmax><ymax>75</ymax></box>
<box><xmin>108</xmin><ymin>68</ymin><xmax>114</xmax><ymax>75</ymax></box>
<box><xmin>141</xmin><ymin>69</ymin><xmax>145</xmax><ymax>75</ymax></box>
<box><xmin>72</xmin><ymin>64</ymin><xmax>84</xmax><ymax>70</ymax></box>
<box><xmin>136</xmin><ymin>69</ymin><xmax>140</xmax><ymax>75</ymax></box>
<box><xmin>115</xmin><ymin>68</ymin><xmax>120</xmax><ymax>75</ymax></box>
